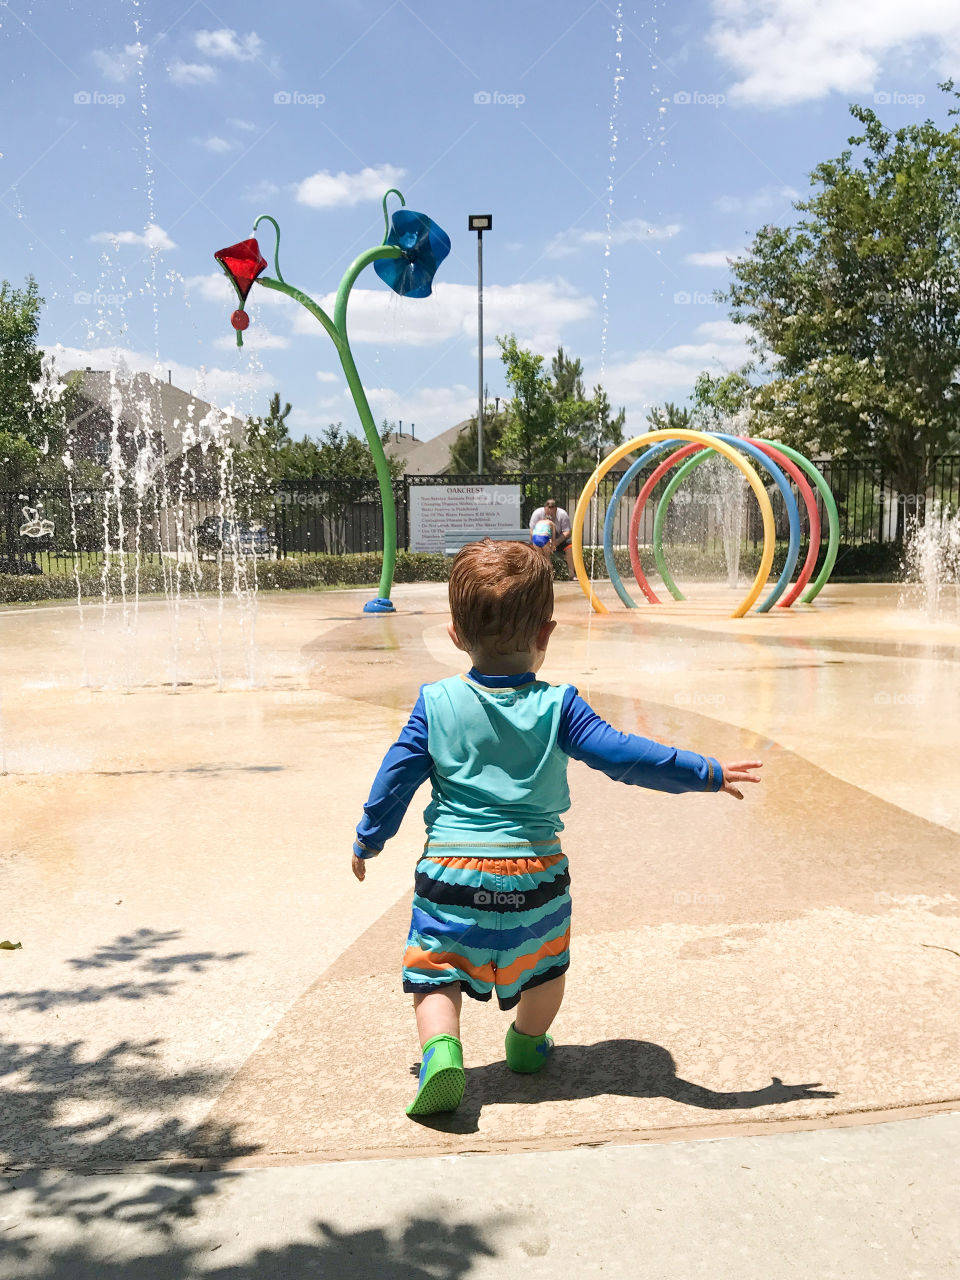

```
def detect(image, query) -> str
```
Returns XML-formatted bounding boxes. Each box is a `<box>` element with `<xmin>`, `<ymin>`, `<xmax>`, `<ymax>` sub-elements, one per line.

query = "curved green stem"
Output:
<box><xmin>381</xmin><ymin>187</ymin><xmax>405</xmax><ymax>241</ymax></box>
<box><xmin>334</xmin><ymin>245</ymin><xmax>403</xmax><ymax>333</ymax></box>
<box><xmin>334</xmin><ymin>245</ymin><xmax>404</xmax><ymax>601</ymax></box>
<box><xmin>253</xmin><ymin>215</ymin><xmax>284</xmax><ymax>282</ymax></box>
<box><xmin>256</xmin><ymin>244</ymin><xmax>405</xmax><ymax>604</ymax></box>
<box><xmin>258</xmin><ymin>276</ymin><xmax>341</xmax><ymax>349</ymax></box>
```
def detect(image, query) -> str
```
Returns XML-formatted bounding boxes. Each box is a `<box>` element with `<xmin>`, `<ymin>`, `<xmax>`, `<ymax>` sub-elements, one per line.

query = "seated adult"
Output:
<box><xmin>528</xmin><ymin>497</ymin><xmax>574</xmax><ymax>577</ymax></box>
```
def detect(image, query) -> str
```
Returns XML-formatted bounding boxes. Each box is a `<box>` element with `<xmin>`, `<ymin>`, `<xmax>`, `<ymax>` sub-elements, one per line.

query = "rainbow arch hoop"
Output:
<box><xmin>571</xmin><ymin>430</ymin><xmax>839</xmax><ymax>619</ymax></box>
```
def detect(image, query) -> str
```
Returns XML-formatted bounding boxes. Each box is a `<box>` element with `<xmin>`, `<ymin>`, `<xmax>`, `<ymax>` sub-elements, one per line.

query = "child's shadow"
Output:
<box><xmin>409</xmin><ymin>1039</ymin><xmax>837</xmax><ymax>1134</ymax></box>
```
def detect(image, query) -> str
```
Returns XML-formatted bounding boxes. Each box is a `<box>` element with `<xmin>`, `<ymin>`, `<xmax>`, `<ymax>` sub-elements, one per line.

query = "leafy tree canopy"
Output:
<box><xmin>0</xmin><ymin>276</ymin><xmax>75</xmax><ymax>490</ymax></box>
<box><xmin>463</xmin><ymin>335</ymin><xmax>625</xmax><ymax>473</ymax></box>
<box><xmin>721</xmin><ymin>82</ymin><xmax>960</xmax><ymax>497</ymax></box>
<box><xmin>238</xmin><ymin>394</ymin><xmax>403</xmax><ymax>486</ymax></box>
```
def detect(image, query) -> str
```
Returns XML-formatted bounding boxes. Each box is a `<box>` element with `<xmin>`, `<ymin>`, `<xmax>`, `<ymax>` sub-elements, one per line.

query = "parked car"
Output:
<box><xmin>194</xmin><ymin>516</ymin><xmax>276</xmax><ymax>560</ymax></box>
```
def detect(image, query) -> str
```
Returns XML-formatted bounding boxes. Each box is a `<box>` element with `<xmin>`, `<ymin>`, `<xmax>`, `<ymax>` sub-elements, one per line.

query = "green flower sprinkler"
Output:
<box><xmin>214</xmin><ymin>189</ymin><xmax>450</xmax><ymax>614</ymax></box>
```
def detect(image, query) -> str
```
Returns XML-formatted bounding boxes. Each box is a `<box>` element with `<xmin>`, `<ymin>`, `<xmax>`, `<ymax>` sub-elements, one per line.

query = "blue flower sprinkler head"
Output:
<box><xmin>374</xmin><ymin>208</ymin><xmax>451</xmax><ymax>299</ymax></box>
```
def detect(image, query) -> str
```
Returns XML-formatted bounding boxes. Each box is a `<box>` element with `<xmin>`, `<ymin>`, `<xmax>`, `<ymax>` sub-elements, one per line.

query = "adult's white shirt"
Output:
<box><xmin>529</xmin><ymin>506</ymin><xmax>572</xmax><ymax>536</ymax></box>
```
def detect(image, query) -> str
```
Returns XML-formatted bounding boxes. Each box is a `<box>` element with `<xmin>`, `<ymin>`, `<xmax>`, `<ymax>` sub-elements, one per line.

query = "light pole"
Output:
<box><xmin>468</xmin><ymin>214</ymin><xmax>491</xmax><ymax>474</ymax></box>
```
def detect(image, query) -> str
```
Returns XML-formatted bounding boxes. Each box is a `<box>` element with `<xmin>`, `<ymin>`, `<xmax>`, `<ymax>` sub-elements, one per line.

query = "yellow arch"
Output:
<box><xmin>572</xmin><ymin>429</ymin><xmax>777</xmax><ymax>619</ymax></box>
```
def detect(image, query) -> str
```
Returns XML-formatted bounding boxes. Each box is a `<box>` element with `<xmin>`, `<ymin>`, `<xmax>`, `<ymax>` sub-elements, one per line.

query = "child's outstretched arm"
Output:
<box><xmin>352</xmin><ymin>690</ymin><xmax>432</xmax><ymax>881</ymax></box>
<box><xmin>558</xmin><ymin>688</ymin><xmax>761</xmax><ymax>797</ymax></box>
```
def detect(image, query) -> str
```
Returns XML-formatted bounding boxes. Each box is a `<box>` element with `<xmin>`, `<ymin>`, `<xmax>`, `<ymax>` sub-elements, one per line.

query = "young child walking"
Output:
<box><xmin>352</xmin><ymin>539</ymin><xmax>761</xmax><ymax>1117</ymax></box>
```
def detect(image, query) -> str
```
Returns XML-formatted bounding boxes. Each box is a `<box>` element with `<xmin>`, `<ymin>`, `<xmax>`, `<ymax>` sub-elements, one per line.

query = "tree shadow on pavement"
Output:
<box><xmin>0</xmin><ymin>1212</ymin><xmax>498</xmax><ymax>1280</ymax></box>
<box><xmin>2</xmin><ymin>930</ymin><xmax>501</xmax><ymax>1279</ymax></box>
<box><xmin>410</xmin><ymin>1038</ymin><xmax>837</xmax><ymax>1134</ymax></box>
<box><xmin>1</xmin><ymin>928</ymin><xmax>257</xmax><ymax>1247</ymax></box>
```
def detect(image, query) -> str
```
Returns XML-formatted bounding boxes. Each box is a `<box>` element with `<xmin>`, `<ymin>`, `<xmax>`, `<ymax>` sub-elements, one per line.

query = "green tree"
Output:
<box><xmin>646</xmin><ymin>400</ymin><xmax>694</xmax><ymax>431</ymax></box>
<box><xmin>307</xmin><ymin>422</ymin><xmax>403</xmax><ymax>480</ymax></box>
<box><xmin>448</xmin><ymin>407</ymin><xmax>508</xmax><ymax>474</ymax></box>
<box><xmin>238</xmin><ymin>392</ymin><xmax>293</xmax><ymax>485</ymax></box>
<box><xmin>722</xmin><ymin>84</ymin><xmax>960</xmax><ymax>513</ymax></box>
<box><xmin>551</xmin><ymin>347</ymin><xmax>597</xmax><ymax>468</ymax></box>
<box><xmin>237</xmin><ymin>395</ymin><xmax>402</xmax><ymax>484</ymax></box>
<box><xmin>491</xmin><ymin>336</ymin><xmax>626</xmax><ymax>472</ymax></box>
<box><xmin>494</xmin><ymin>335</ymin><xmax>557</xmax><ymax>470</ymax></box>
<box><xmin>589</xmin><ymin>384</ymin><xmax>626</xmax><ymax>460</ymax></box>
<box><xmin>690</xmin><ymin>371</ymin><xmax>754</xmax><ymax>430</ymax></box>
<box><xmin>0</xmin><ymin>276</ymin><xmax>73</xmax><ymax>490</ymax></box>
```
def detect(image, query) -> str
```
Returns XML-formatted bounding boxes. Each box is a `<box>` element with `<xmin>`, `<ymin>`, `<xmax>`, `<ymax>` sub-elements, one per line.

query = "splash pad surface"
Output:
<box><xmin>1</xmin><ymin>582</ymin><xmax>958</xmax><ymax>1170</ymax></box>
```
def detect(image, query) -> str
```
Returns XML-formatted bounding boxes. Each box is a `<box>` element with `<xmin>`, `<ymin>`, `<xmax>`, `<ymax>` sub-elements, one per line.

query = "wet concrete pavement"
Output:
<box><xmin>1</xmin><ymin>581</ymin><xmax>958</xmax><ymax>1273</ymax></box>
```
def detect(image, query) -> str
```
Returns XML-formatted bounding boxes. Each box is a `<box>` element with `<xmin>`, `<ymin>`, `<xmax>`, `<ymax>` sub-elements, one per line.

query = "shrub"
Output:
<box><xmin>0</xmin><ymin>541</ymin><xmax>905</xmax><ymax>606</ymax></box>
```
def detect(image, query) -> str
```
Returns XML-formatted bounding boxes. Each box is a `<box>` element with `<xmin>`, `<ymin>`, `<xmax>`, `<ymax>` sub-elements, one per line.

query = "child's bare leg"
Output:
<box><xmin>407</xmin><ymin>985</ymin><xmax>465</xmax><ymax>1117</ymax></box>
<box><xmin>413</xmin><ymin>984</ymin><xmax>462</xmax><ymax>1047</ymax></box>
<box><xmin>514</xmin><ymin>974</ymin><xmax>565</xmax><ymax>1037</ymax></box>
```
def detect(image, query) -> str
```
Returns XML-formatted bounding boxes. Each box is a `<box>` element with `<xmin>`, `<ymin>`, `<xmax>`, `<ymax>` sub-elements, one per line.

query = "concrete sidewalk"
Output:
<box><xmin>3</xmin><ymin>1113</ymin><xmax>958</xmax><ymax>1278</ymax></box>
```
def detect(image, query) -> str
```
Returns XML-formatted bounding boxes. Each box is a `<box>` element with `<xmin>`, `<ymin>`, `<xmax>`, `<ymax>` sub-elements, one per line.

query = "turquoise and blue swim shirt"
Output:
<box><xmin>355</xmin><ymin>669</ymin><xmax>723</xmax><ymax>855</ymax></box>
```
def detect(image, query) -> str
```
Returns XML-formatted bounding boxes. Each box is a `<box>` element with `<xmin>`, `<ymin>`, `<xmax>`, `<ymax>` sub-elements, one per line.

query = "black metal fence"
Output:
<box><xmin>2</xmin><ymin>458</ymin><xmax>959</xmax><ymax>576</ymax></box>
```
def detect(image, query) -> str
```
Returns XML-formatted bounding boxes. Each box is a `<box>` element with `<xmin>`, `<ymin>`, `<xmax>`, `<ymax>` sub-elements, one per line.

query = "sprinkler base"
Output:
<box><xmin>363</xmin><ymin>597</ymin><xmax>396</xmax><ymax>614</ymax></box>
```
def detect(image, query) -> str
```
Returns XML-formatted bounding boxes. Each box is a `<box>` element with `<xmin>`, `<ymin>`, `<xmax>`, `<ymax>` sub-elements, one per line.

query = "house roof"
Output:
<box><xmin>383</xmin><ymin>419</ymin><xmax>472</xmax><ymax>475</ymax></box>
<box><xmin>64</xmin><ymin>369</ymin><xmax>246</xmax><ymax>459</ymax></box>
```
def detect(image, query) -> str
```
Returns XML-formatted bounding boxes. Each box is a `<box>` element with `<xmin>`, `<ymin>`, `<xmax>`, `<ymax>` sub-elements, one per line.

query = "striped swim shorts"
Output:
<box><xmin>401</xmin><ymin>849</ymin><xmax>571</xmax><ymax>1010</ymax></box>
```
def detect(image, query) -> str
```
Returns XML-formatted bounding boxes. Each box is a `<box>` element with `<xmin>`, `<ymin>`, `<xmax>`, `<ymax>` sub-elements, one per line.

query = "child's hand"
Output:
<box><xmin>352</xmin><ymin>853</ymin><xmax>367</xmax><ymax>882</ymax></box>
<box><xmin>719</xmin><ymin>759</ymin><xmax>762</xmax><ymax>800</ymax></box>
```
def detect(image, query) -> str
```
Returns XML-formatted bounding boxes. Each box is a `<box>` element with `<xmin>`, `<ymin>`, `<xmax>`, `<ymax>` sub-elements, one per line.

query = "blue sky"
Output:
<box><xmin>2</xmin><ymin>0</ymin><xmax>958</xmax><ymax>441</ymax></box>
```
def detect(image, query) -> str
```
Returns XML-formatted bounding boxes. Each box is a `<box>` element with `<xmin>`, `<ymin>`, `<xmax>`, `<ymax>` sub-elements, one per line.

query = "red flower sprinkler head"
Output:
<box><xmin>214</xmin><ymin>237</ymin><xmax>267</xmax><ymax>346</ymax></box>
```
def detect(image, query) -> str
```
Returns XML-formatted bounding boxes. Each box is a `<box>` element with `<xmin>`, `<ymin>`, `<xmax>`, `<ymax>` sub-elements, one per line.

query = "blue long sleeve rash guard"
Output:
<box><xmin>354</xmin><ymin>669</ymin><xmax>723</xmax><ymax>854</ymax></box>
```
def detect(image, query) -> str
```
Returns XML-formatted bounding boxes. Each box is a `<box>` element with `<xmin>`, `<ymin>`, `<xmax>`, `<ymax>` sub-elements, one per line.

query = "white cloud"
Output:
<box><xmin>168</xmin><ymin>60</ymin><xmax>217</xmax><ymax>86</ymax></box>
<box><xmin>45</xmin><ymin>345</ymin><xmax>273</xmax><ymax>415</ymax></box>
<box><xmin>316</xmin><ymin>371</ymin><xmax>339</xmax><ymax>383</ymax></box>
<box><xmin>196</xmin><ymin>135</ymin><xmax>236</xmax><ymax>153</ymax></box>
<box><xmin>598</xmin><ymin>319</ymin><xmax>751</xmax><ymax>413</ymax></box>
<box><xmin>228</xmin><ymin>117</ymin><xmax>257</xmax><ymax>131</ymax></box>
<box><xmin>295</xmin><ymin>164</ymin><xmax>406</xmax><ymax>209</ymax></box>
<box><xmin>363</xmin><ymin>383</ymin><xmax>476</xmax><ymax>438</ymax></box>
<box><xmin>188</xmin><ymin>272</ymin><xmax>595</xmax><ymax>359</ymax></box>
<box><xmin>90</xmin><ymin>223</ymin><xmax>176</xmax><ymax>252</ymax></box>
<box><xmin>685</xmin><ymin>248</ymin><xmax>745</xmax><ymax>267</ymax></box>
<box><xmin>289</xmin><ymin>279</ymin><xmax>596</xmax><ymax>353</ymax></box>
<box><xmin>715</xmin><ymin>185</ymin><xmax>799</xmax><ymax>216</ymax></box>
<box><xmin>546</xmin><ymin>218</ymin><xmax>681</xmax><ymax>258</ymax></box>
<box><xmin>194</xmin><ymin>29</ymin><xmax>265</xmax><ymax>61</ymax></box>
<box><xmin>91</xmin><ymin>42</ymin><xmax>146</xmax><ymax>83</ymax></box>
<box><xmin>709</xmin><ymin>0</ymin><xmax>960</xmax><ymax>106</ymax></box>
<box><xmin>242</xmin><ymin>179</ymin><xmax>280</xmax><ymax>203</ymax></box>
